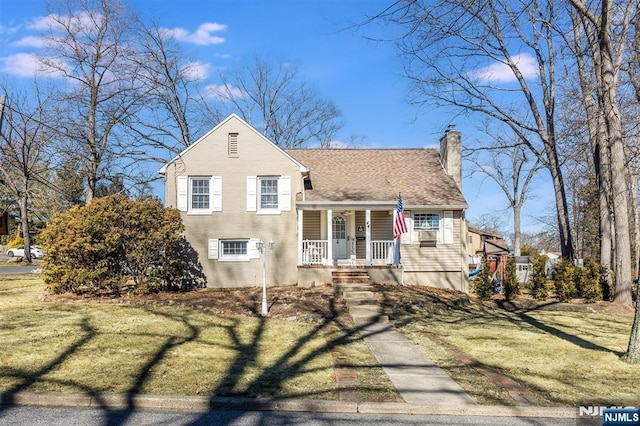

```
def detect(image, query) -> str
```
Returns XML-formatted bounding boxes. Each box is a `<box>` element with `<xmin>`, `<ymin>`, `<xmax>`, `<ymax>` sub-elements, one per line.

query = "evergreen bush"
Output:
<box><xmin>502</xmin><ymin>257</ymin><xmax>519</xmax><ymax>301</ymax></box>
<box><xmin>553</xmin><ymin>259</ymin><xmax>577</xmax><ymax>302</ymax></box>
<box><xmin>41</xmin><ymin>195</ymin><xmax>205</xmax><ymax>295</ymax></box>
<box><xmin>528</xmin><ymin>253</ymin><xmax>549</xmax><ymax>300</ymax></box>
<box><xmin>473</xmin><ymin>258</ymin><xmax>494</xmax><ymax>300</ymax></box>
<box><xmin>576</xmin><ymin>258</ymin><xmax>602</xmax><ymax>302</ymax></box>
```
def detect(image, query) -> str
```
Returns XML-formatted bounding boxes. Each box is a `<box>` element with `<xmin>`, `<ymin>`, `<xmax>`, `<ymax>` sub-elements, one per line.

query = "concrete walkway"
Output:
<box><xmin>360</xmin><ymin>322</ymin><xmax>475</xmax><ymax>406</ymax></box>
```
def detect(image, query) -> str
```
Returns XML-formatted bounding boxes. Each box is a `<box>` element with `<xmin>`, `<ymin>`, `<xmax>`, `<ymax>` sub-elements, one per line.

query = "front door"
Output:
<box><xmin>332</xmin><ymin>215</ymin><xmax>347</xmax><ymax>260</ymax></box>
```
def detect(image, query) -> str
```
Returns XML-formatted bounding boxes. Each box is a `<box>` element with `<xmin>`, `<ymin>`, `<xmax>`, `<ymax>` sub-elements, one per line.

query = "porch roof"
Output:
<box><xmin>285</xmin><ymin>148</ymin><xmax>468</xmax><ymax>208</ymax></box>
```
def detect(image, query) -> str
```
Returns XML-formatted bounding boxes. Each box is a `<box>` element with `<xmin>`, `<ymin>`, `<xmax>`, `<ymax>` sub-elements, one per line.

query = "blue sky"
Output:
<box><xmin>0</xmin><ymin>0</ymin><xmax>553</xmax><ymax>235</ymax></box>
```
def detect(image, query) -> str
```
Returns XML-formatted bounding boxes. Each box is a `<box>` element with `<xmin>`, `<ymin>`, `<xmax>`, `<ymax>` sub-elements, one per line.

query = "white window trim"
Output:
<box><xmin>258</xmin><ymin>176</ymin><xmax>280</xmax><ymax>215</ymax></box>
<box><xmin>183</xmin><ymin>176</ymin><xmax>222</xmax><ymax>215</ymax></box>
<box><xmin>215</xmin><ymin>238</ymin><xmax>262</xmax><ymax>262</ymax></box>
<box><xmin>247</xmin><ymin>175</ymin><xmax>291</xmax><ymax>214</ymax></box>
<box><xmin>219</xmin><ymin>239</ymin><xmax>250</xmax><ymax>262</ymax></box>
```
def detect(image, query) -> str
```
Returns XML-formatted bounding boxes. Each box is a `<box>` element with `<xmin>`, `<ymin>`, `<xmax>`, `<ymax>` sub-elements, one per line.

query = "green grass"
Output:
<box><xmin>0</xmin><ymin>276</ymin><xmax>366</xmax><ymax>399</ymax></box>
<box><xmin>384</xmin><ymin>288</ymin><xmax>640</xmax><ymax>406</ymax></box>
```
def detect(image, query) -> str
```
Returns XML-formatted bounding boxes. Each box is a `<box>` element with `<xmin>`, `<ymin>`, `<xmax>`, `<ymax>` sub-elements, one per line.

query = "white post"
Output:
<box><xmin>261</xmin><ymin>246</ymin><xmax>268</xmax><ymax>316</ymax></box>
<box><xmin>297</xmin><ymin>209</ymin><xmax>303</xmax><ymax>265</ymax></box>
<box><xmin>326</xmin><ymin>209</ymin><xmax>333</xmax><ymax>265</ymax></box>
<box><xmin>365</xmin><ymin>209</ymin><xmax>371</xmax><ymax>266</ymax></box>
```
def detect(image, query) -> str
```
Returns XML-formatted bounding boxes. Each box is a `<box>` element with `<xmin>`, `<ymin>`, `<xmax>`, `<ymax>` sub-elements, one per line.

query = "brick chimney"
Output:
<box><xmin>440</xmin><ymin>125</ymin><xmax>462</xmax><ymax>189</ymax></box>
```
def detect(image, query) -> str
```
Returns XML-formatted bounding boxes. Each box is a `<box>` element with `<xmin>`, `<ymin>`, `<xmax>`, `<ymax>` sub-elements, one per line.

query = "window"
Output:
<box><xmin>228</xmin><ymin>133</ymin><xmax>238</xmax><ymax>157</ymax></box>
<box><xmin>190</xmin><ymin>178</ymin><xmax>210</xmax><ymax>210</ymax></box>
<box><xmin>247</xmin><ymin>176</ymin><xmax>291</xmax><ymax>213</ymax></box>
<box><xmin>414</xmin><ymin>213</ymin><xmax>440</xmax><ymax>230</ymax></box>
<box><xmin>222</xmin><ymin>240</ymin><xmax>247</xmax><ymax>257</ymax></box>
<box><xmin>209</xmin><ymin>238</ymin><xmax>261</xmax><ymax>261</ymax></box>
<box><xmin>176</xmin><ymin>176</ymin><xmax>222</xmax><ymax>214</ymax></box>
<box><xmin>260</xmin><ymin>177</ymin><xmax>279</xmax><ymax>209</ymax></box>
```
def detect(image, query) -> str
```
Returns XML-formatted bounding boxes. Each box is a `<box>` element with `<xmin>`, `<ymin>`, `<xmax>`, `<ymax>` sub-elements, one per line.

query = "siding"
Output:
<box><xmin>164</xmin><ymin>116</ymin><xmax>302</xmax><ymax>288</ymax></box>
<box><xmin>371</xmin><ymin>210</ymin><xmax>392</xmax><ymax>240</ymax></box>
<box><xmin>303</xmin><ymin>211</ymin><xmax>321</xmax><ymax>240</ymax></box>
<box><xmin>402</xmin><ymin>210</ymin><xmax>465</xmax><ymax>272</ymax></box>
<box><xmin>355</xmin><ymin>211</ymin><xmax>366</xmax><ymax>258</ymax></box>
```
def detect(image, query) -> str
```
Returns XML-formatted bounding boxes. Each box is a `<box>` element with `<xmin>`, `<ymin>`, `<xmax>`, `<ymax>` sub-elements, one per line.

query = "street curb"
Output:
<box><xmin>0</xmin><ymin>391</ymin><xmax>578</xmax><ymax>418</ymax></box>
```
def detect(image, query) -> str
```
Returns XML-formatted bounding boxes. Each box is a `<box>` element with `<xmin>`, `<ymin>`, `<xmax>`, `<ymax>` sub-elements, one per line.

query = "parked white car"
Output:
<box><xmin>6</xmin><ymin>245</ymin><xmax>44</xmax><ymax>259</ymax></box>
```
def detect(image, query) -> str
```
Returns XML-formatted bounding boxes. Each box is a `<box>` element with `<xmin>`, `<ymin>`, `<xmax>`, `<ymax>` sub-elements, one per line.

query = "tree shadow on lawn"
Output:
<box><xmin>0</xmin><ymin>290</ymin><xmax>395</xmax><ymax>426</ymax></box>
<box><xmin>493</xmin><ymin>299</ymin><xmax>625</xmax><ymax>355</ymax></box>
<box><xmin>376</xmin><ymin>286</ymin><xmax>630</xmax><ymax>405</ymax></box>
<box><xmin>380</xmin><ymin>285</ymin><xmax>623</xmax><ymax>356</ymax></box>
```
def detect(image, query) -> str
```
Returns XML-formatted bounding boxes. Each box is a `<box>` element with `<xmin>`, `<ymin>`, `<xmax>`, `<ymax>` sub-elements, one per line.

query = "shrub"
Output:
<box><xmin>502</xmin><ymin>257</ymin><xmax>519</xmax><ymax>301</ymax></box>
<box><xmin>41</xmin><ymin>195</ymin><xmax>205</xmax><ymax>296</ymax></box>
<box><xmin>553</xmin><ymin>259</ymin><xmax>577</xmax><ymax>302</ymax></box>
<box><xmin>576</xmin><ymin>258</ymin><xmax>602</xmax><ymax>302</ymax></box>
<box><xmin>528</xmin><ymin>253</ymin><xmax>549</xmax><ymax>300</ymax></box>
<box><xmin>473</xmin><ymin>258</ymin><xmax>494</xmax><ymax>300</ymax></box>
<box><xmin>7</xmin><ymin>236</ymin><xmax>24</xmax><ymax>248</ymax></box>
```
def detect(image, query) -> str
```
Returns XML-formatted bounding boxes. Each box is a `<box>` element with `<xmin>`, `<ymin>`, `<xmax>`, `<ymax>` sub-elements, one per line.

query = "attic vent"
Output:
<box><xmin>228</xmin><ymin>133</ymin><xmax>238</xmax><ymax>157</ymax></box>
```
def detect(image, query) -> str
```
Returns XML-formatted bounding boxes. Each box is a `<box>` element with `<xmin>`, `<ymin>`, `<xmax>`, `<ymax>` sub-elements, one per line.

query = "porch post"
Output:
<box><xmin>326</xmin><ymin>209</ymin><xmax>333</xmax><ymax>265</ymax></box>
<box><xmin>365</xmin><ymin>209</ymin><xmax>371</xmax><ymax>266</ymax></box>
<box><xmin>297</xmin><ymin>209</ymin><xmax>303</xmax><ymax>265</ymax></box>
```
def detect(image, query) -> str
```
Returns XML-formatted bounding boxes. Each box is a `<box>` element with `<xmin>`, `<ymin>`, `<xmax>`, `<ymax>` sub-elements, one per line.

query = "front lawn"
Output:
<box><xmin>0</xmin><ymin>275</ymin><xmax>397</xmax><ymax>401</ymax></box>
<box><xmin>377</xmin><ymin>284</ymin><xmax>640</xmax><ymax>406</ymax></box>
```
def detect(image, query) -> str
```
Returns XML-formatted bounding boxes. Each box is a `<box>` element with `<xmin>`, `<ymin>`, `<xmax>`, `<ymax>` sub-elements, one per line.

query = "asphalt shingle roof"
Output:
<box><xmin>285</xmin><ymin>148</ymin><xmax>467</xmax><ymax>207</ymax></box>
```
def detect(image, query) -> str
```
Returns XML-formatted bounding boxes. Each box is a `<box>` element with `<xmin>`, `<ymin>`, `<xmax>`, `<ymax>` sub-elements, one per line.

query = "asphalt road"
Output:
<box><xmin>0</xmin><ymin>254</ymin><xmax>41</xmax><ymax>275</ymax></box>
<box><xmin>0</xmin><ymin>406</ymin><xmax>579</xmax><ymax>426</ymax></box>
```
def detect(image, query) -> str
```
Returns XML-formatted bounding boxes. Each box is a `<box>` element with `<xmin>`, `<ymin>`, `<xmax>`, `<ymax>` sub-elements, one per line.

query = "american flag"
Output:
<box><xmin>393</xmin><ymin>193</ymin><xmax>408</xmax><ymax>239</ymax></box>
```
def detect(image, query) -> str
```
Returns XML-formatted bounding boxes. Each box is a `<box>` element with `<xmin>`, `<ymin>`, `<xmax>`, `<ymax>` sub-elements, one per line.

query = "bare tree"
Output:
<box><xmin>212</xmin><ymin>56</ymin><xmax>343</xmax><ymax>148</ymax></box>
<box><xmin>465</xmin><ymin>130</ymin><xmax>542</xmax><ymax>256</ymax></box>
<box><xmin>372</xmin><ymin>0</ymin><xmax>575</xmax><ymax>260</ymax></box>
<box><xmin>40</xmin><ymin>0</ymin><xmax>142</xmax><ymax>203</ymax></box>
<box><xmin>125</xmin><ymin>19</ymin><xmax>212</xmax><ymax>160</ymax></box>
<box><xmin>0</xmin><ymin>90</ymin><xmax>51</xmax><ymax>263</ymax></box>
<box><xmin>568</xmin><ymin>0</ymin><xmax>635</xmax><ymax>307</ymax></box>
<box><xmin>567</xmin><ymin>0</ymin><xmax>639</xmax><ymax>362</ymax></box>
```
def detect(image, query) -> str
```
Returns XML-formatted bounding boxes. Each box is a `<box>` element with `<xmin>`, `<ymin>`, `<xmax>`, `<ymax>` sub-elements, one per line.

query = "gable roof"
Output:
<box><xmin>158</xmin><ymin>114</ymin><xmax>308</xmax><ymax>175</ymax></box>
<box><xmin>285</xmin><ymin>148</ymin><xmax>467</xmax><ymax>208</ymax></box>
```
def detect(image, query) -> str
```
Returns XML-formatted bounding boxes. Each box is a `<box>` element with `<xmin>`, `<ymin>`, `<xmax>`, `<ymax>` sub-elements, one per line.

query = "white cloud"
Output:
<box><xmin>162</xmin><ymin>22</ymin><xmax>226</xmax><ymax>45</ymax></box>
<box><xmin>28</xmin><ymin>11</ymin><xmax>104</xmax><ymax>34</ymax></box>
<box><xmin>183</xmin><ymin>61</ymin><xmax>209</xmax><ymax>81</ymax></box>
<box><xmin>205</xmin><ymin>83</ymin><xmax>244</xmax><ymax>100</ymax></box>
<box><xmin>27</xmin><ymin>14</ymin><xmax>61</xmax><ymax>31</ymax></box>
<box><xmin>0</xmin><ymin>24</ymin><xmax>21</xmax><ymax>35</ymax></box>
<box><xmin>1</xmin><ymin>53</ymin><xmax>42</xmax><ymax>76</ymax></box>
<box><xmin>471</xmin><ymin>53</ymin><xmax>538</xmax><ymax>83</ymax></box>
<box><xmin>13</xmin><ymin>36</ymin><xmax>48</xmax><ymax>48</ymax></box>
<box><xmin>1</xmin><ymin>53</ymin><xmax>65</xmax><ymax>77</ymax></box>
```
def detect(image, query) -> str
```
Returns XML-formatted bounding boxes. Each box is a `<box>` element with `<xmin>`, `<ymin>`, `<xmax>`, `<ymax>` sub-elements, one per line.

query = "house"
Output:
<box><xmin>159</xmin><ymin>114</ymin><xmax>469</xmax><ymax>292</ymax></box>
<box><xmin>467</xmin><ymin>227</ymin><xmax>510</xmax><ymax>276</ymax></box>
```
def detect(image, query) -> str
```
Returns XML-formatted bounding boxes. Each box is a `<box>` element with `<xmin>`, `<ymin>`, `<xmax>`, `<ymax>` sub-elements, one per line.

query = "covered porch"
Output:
<box><xmin>296</xmin><ymin>206</ymin><xmax>398</xmax><ymax>267</ymax></box>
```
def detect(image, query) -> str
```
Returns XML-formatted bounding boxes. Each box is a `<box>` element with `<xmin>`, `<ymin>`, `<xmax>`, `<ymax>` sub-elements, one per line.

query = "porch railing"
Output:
<box><xmin>370</xmin><ymin>240</ymin><xmax>395</xmax><ymax>265</ymax></box>
<box><xmin>302</xmin><ymin>240</ymin><xmax>328</xmax><ymax>264</ymax></box>
<box><xmin>300</xmin><ymin>239</ymin><xmax>395</xmax><ymax>265</ymax></box>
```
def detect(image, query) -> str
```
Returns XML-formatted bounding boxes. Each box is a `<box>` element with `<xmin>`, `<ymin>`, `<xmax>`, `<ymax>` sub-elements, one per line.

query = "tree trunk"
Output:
<box><xmin>546</xmin><ymin>145</ymin><xmax>575</xmax><ymax>260</ymax></box>
<box><xmin>598</xmin><ymin>139</ymin><xmax>614</xmax><ymax>300</ymax></box>
<box><xmin>599</xmin><ymin>3</ymin><xmax>633</xmax><ymax>305</ymax></box>
<box><xmin>622</xmin><ymin>283</ymin><xmax>640</xmax><ymax>363</ymax></box>
<box><xmin>18</xmin><ymin>192</ymin><xmax>32</xmax><ymax>263</ymax></box>
<box><xmin>513</xmin><ymin>203</ymin><xmax>521</xmax><ymax>256</ymax></box>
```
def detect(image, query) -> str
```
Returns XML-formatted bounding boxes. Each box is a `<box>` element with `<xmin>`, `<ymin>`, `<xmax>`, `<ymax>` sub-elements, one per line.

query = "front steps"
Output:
<box><xmin>333</xmin><ymin>271</ymin><xmax>388</xmax><ymax>325</ymax></box>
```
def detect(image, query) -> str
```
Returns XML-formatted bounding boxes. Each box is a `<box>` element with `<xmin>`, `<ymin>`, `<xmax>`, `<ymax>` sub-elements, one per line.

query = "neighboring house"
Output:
<box><xmin>160</xmin><ymin>114</ymin><xmax>469</xmax><ymax>292</ymax></box>
<box><xmin>467</xmin><ymin>227</ymin><xmax>510</xmax><ymax>272</ymax></box>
